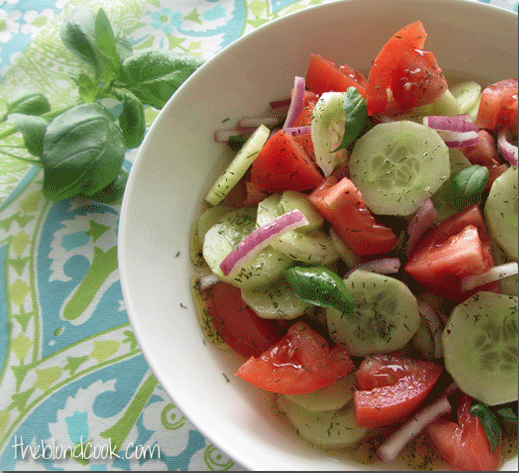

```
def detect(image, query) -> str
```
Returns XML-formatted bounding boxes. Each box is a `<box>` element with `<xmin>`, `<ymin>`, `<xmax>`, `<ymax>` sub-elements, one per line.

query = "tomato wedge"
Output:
<box><xmin>210</xmin><ymin>281</ymin><xmax>287</xmax><ymax>359</ymax></box>
<box><xmin>404</xmin><ymin>204</ymin><xmax>498</xmax><ymax>301</ymax></box>
<box><xmin>365</xmin><ymin>21</ymin><xmax>448</xmax><ymax>115</ymax></box>
<box><xmin>250</xmin><ymin>130</ymin><xmax>323</xmax><ymax>193</ymax></box>
<box><xmin>427</xmin><ymin>393</ymin><xmax>502</xmax><ymax>471</ymax></box>
<box><xmin>235</xmin><ymin>321</ymin><xmax>354</xmax><ymax>395</ymax></box>
<box><xmin>308</xmin><ymin>176</ymin><xmax>398</xmax><ymax>256</ymax></box>
<box><xmin>305</xmin><ymin>54</ymin><xmax>367</xmax><ymax>97</ymax></box>
<box><xmin>476</xmin><ymin>78</ymin><xmax>518</xmax><ymax>132</ymax></box>
<box><xmin>354</xmin><ymin>353</ymin><xmax>443</xmax><ymax>427</ymax></box>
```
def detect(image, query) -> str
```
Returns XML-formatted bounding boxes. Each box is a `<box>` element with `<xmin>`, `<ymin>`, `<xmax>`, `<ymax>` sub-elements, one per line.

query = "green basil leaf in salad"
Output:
<box><xmin>469</xmin><ymin>402</ymin><xmax>502</xmax><ymax>452</ymax></box>
<box><xmin>451</xmin><ymin>164</ymin><xmax>489</xmax><ymax>210</ymax></box>
<box><xmin>79</xmin><ymin>168</ymin><xmax>129</xmax><ymax>204</ymax></box>
<box><xmin>284</xmin><ymin>266</ymin><xmax>354</xmax><ymax>314</ymax></box>
<box><xmin>113</xmin><ymin>88</ymin><xmax>146</xmax><ymax>149</ymax></box>
<box><xmin>41</xmin><ymin>103</ymin><xmax>126</xmax><ymax>201</ymax></box>
<box><xmin>7</xmin><ymin>114</ymin><xmax>48</xmax><ymax>157</ymax></box>
<box><xmin>332</xmin><ymin>86</ymin><xmax>367</xmax><ymax>152</ymax></box>
<box><xmin>117</xmin><ymin>50</ymin><xmax>204</xmax><ymax>109</ymax></box>
<box><xmin>94</xmin><ymin>7</ymin><xmax>121</xmax><ymax>83</ymax></box>
<box><xmin>6</xmin><ymin>91</ymin><xmax>51</xmax><ymax>117</ymax></box>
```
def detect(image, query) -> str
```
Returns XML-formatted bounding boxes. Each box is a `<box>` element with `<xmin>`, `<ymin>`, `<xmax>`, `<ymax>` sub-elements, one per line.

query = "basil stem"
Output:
<box><xmin>332</xmin><ymin>86</ymin><xmax>367</xmax><ymax>152</ymax></box>
<box><xmin>469</xmin><ymin>403</ymin><xmax>501</xmax><ymax>452</ymax></box>
<box><xmin>284</xmin><ymin>266</ymin><xmax>354</xmax><ymax>314</ymax></box>
<box><xmin>451</xmin><ymin>164</ymin><xmax>489</xmax><ymax>211</ymax></box>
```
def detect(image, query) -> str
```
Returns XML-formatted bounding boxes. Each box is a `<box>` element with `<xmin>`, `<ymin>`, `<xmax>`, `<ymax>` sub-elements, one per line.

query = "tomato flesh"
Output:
<box><xmin>235</xmin><ymin>321</ymin><xmax>354</xmax><ymax>394</ymax></box>
<box><xmin>427</xmin><ymin>393</ymin><xmax>502</xmax><ymax>471</ymax></box>
<box><xmin>305</xmin><ymin>54</ymin><xmax>367</xmax><ymax>97</ymax></box>
<box><xmin>365</xmin><ymin>21</ymin><xmax>448</xmax><ymax>115</ymax></box>
<box><xmin>308</xmin><ymin>176</ymin><xmax>398</xmax><ymax>256</ymax></box>
<box><xmin>250</xmin><ymin>130</ymin><xmax>323</xmax><ymax>193</ymax></box>
<box><xmin>476</xmin><ymin>78</ymin><xmax>518</xmax><ymax>132</ymax></box>
<box><xmin>354</xmin><ymin>353</ymin><xmax>442</xmax><ymax>427</ymax></box>
<box><xmin>210</xmin><ymin>281</ymin><xmax>286</xmax><ymax>359</ymax></box>
<box><xmin>404</xmin><ymin>205</ymin><xmax>498</xmax><ymax>301</ymax></box>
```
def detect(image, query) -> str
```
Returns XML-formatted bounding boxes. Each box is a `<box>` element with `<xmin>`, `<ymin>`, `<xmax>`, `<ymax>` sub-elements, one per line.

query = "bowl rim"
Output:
<box><xmin>118</xmin><ymin>0</ymin><xmax>518</xmax><ymax>470</ymax></box>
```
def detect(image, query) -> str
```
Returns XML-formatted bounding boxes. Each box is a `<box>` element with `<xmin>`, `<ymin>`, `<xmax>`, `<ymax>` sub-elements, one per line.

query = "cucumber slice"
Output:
<box><xmin>326</xmin><ymin>269</ymin><xmax>420</xmax><ymax>356</ymax></box>
<box><xmin>390</xmin><ymin>90</ymin><xmax>461</xmax><ymax>123</ymax></box>
<box><xmin>329</xmin><ymin>228</ymin><xmax>362</xmax><ymax>269</ymax></box>
<box><xmin>257</xmin><ymin>194</ymin><xmax>339</xmax><ymax>266</ymax></box>
<box><xmin>431</xmin><ymin>148</ymin><xmax>472</xmax><ymax>223</ymax></box>
<box><xmin>205</xmin><ymin>124</ymin><xmax>270</xmax><ymax>206</ymax></box>
<box><xmin>349</xmin><ymin>120</ymin><xmax>450</xmax><ymax>216</ymax></box>
<box><xmin>240</xmin><ymin>278</ymin><xmax>314</xmax><ymax>320</ymax></box>
<box><xmin>202</xmin><ymin>207</ymin><xmax>292</xmax><ymax>289</ymax></box>
<box><xmin>197</xmin><ymin>204</ymin><xmax>235</xmax><ymax>243</ymax></box>
<box><xmin>443</xmin><ymin>291</ymin><xmax>518</xmax><ymax>405</ymax></box>
<box><xmin>282</xmin><ymin>372</ymin><xmax>356</xmax><ymax>412</ymax></box>
<box><xmin>449</xmin><ymin>80</ymin><xmax>482</xmax><ymax>114</ymax></box>
<box><xmin>278</xmin><ymin>190</ymin><xmax>324</xmax><ymax>231</ymax></box>
<box><xmin>276</xmin><ymin>396</ymin><xmax>369</xmax><ymax>448</ymax></box>
<box><xmin>484</xmin><ymin>166</ymin><xmax>518</xmax><ymax>261</ymax></box>
<box><xmin>490</xmin><ymin>238</ymin><xmax>518</xmax><ymax>296</ymax></box>
<box><xmin>311</xmin><ymin>92</ymin><xmax>349</xmax><ymax>176</ymax></box>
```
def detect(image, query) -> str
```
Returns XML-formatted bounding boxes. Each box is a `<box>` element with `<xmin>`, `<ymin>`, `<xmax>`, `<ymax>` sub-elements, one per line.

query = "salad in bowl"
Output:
<box><xmin>190</xmin><ymin>20</ymin><xmax>518</xmax><ymax>471</ymax></box>
<box><xmin>118</xmin><ymin>0</ymin><xmax>518</xmax><ymax>470</ymax></box>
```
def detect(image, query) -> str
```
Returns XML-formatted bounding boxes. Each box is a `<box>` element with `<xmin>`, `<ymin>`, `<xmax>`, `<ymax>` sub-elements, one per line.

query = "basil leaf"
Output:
<box><xmin>60</xmin><ymin>7</ymin><xmax>102</xmax><ymax>76</ymax></box>
<box><xmin>7</xmin><ymin>91</ymin><xmax>50</xmax><ymax>116</ymax></box>
<box><xmin>94</xmin><ymin>8</ymin><xmax>121</xmax><ymax>81</ymax></box>
<box><xmin>113</xmin><ymin>88</ymin><xmax>145</xmax><ymax>149</ymax></box>
<box><xmin>451</xmin><ymin>164</ymin><xmax>489</xmax><ymax>210</ymax></box>
<box><xmin>284</xmin><ymin>266</ymin><xmax>354</xmax><ymax>314</ymax></box>
<box><xmin>497</xmin><ymin>406</ymin><xmax>518</xmax><ymax>423</ymax></box>
<box><xmin>8</xmin><ymin>114</ymin><xmax>48</xmax><ymax>157</ymax></box>
<box><xmin>113</xmin><ymin>26</ymin><xmax>133</xmax><ymax>62</ymax></box>
<box><xmin>41</xmin><ymin>103</ymin><xmax>125</xmax><ymax>201</ymax></box>
<box><xmin>332</xmin><ymin>86</ymin><xmax>367</xmax><ymax>152</ymax></box>
<box><xmin>117</xmin><ymin>51</ymin><xmax>203</xmax><ymax>109</ymax></box>
<box><xmin>69</xmin><ymin>72</ymin><xmax>99</xmax><ymax>103</ymax></box>
<box><xmin>469</xmin><ymin>403</ymin><xmax>502</xmax><ymax>452</ymax></box>
<box><xmin>80</xmin><ymin>168</ymin><xmax>128</xmax><ymax>204</ymax></box>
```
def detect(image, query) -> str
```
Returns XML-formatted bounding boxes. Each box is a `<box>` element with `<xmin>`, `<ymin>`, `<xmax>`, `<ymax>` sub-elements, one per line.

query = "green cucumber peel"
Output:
<box><xmin>331</xmin><ymin>86</ymin><xmax>367</xmax><ymax>152</ymax></box>
<box><xmin>284</xmin><ymin>266</ymin><xmax>354</xmax><ymax>314</ymax></box>
<box><xmin>451</xmin><ymin>164</ymin><xmax>489</xmax><ymax>210</ymax></box>
<box><xmin>469</xmin><ymin>402</ymin><xmax>501</xmax><ymax>452</ymax></box>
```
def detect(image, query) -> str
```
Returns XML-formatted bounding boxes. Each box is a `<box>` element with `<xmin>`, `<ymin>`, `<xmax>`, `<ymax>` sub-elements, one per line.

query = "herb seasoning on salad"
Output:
<box><xmin>190</xmin><ymin>20</ymin><xmax>518</xmax><ymax>471</ymax></box>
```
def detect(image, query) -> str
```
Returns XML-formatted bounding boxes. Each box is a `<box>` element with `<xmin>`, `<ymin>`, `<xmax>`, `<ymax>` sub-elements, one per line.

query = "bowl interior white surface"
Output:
<box><xmin>118</xmin><ymin>0</ymin><xmax>518</xmax><ymax>470</ymax></box>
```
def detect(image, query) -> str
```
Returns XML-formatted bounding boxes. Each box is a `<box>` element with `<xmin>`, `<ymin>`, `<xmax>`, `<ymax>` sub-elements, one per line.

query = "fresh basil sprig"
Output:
<box><xmin>469</xmin><ymin>402</ymin><xmax>502</xmax><ymax>452</ymax></box>
<box><xmin>332</xmin><ymin>86</ymin><xmax>367</xmax><ymax>152</ymax></box>
<box><xmin>284</xmin><ymin>266</ymin><xmax>354</xmax><ymax>314</ymax></box>
<box><xmin>451</xmin><ymin>164</ymin><xmax>489</xmax><ymax>211</ymax></box>
<box><xmin>0</xmin><ymin>7</ymin><xmax>203</xmax><ymax>204</ymax></box>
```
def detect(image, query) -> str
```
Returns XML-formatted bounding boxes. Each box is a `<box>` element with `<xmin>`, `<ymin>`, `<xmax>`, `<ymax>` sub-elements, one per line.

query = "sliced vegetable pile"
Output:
<box><xmin>190</xmin><ymin>21</ymin><xmax>518</xmax><ymax>471</ymax></box>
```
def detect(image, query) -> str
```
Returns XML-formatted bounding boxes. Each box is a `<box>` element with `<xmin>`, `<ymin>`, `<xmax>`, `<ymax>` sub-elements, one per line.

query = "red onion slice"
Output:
<box><xmin>377</xmin><ymin>396</ymin><xmax>452</xmax><ymax>463</ymax></box>
<box><xmin>283</xmin><ymin>76</ymin><xmax>306</xmax><ymax>129</ymax></box>
<box><xmin>283</xmin><ymin>126</ymin><xmax>312</xmax><ymax>136</ymax></box>
<box><xmin>497</xmin><ymin>129</ymin><xmax>518</xmax><ymax>166</ymax></box>
<box><xmin>424</xmin><ymin>115</ymin><xmax>479</xmax><ymax>133</ymax></box>
<box><xmin>436</xmin><ymin>129</ymin><xmax>480</xmax><ymax>148</ymax></box>
<box><xmin>344</xmin><ymin>257</ymin><xmax>401</xmax><ymax>279</ymax></box>
<box><xmin>418</xmin><ymin>300</ymin><xmax>443</xmax><ymax>359</ymax></box>
<box><xmin>406</xmin><ymin>198</ymin><xmax>437</xmax><ymax>255</ymax></box>
<box><xmin>460</xmin><ymin>262</ymin><xmax>518</xmax><ymax>292</ymax></box>
<box><xmin>220</xmin><ymin>210</ymin><xmax>309</xmax><ymax>276</ymax></box>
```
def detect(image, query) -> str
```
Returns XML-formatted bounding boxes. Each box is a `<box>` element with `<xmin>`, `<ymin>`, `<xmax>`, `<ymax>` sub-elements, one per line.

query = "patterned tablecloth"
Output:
<box><xmin>0</xmin><ymin>0</ymin><xmax>516</xmax><ymax>470</ymax></box>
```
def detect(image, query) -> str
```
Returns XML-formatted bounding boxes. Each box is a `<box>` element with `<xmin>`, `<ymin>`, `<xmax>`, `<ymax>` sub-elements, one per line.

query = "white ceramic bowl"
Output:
<box><xmin>119</xmin><ymin>0</ymin><xmax>518</xmax><ymax>470</ymax></box>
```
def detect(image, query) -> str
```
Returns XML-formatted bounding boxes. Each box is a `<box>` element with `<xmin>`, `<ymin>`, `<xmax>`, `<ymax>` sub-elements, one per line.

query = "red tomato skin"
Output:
<box><xmin>354</xmin><ymin>354</ymin><xmax>443</xmax><ymax>428</ymax></box>
<box><xmin>250</xmin><ymin>130</ymin><xmax>323</xmax><ymax>193</ymax></box>
<box><xmin>460</xmin><ymin>130</ymin><xmax>509</xmax><ymax>190</ymax></box>
<box><xmin>292</xmin><ymin>103</ymin><xmax>316</xmax><ymax>160</ymax></box>
<box><xmin>210</xmin><ymin>282</ymin><xmax>286</xmax><ymax>359</ymax></box>
<box><xmin>306</xmin><ymin>54</ymin><xmax>367</xmax><ymax>97</ymax></box>
<box><xmin>308</xmin><ymin>176</ymin><xmax>398</xmax><ymax>256</ymax></box>
<box><xmin>427</xmin><ymin>393</ymin><xmax>502</xmax><ymax>471</ymax></box>
<box><xmin>476</xmin><ymin>78</ymin><xmax>518</xmax><ymax>132</ymax></box>
<box><xmin>235</xmin><ymin>321</ymin><xmax>354</xmax><ymax>395</ymax></box>
<box><xmin>404</xmin><ymin>205</ymin><xmax>498</xmax><ymax>301</ymax></box>
<box><xmin>365</xmin><ymin>21</ymin><xmax>448</xmax><ymax>115</ymax></box>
